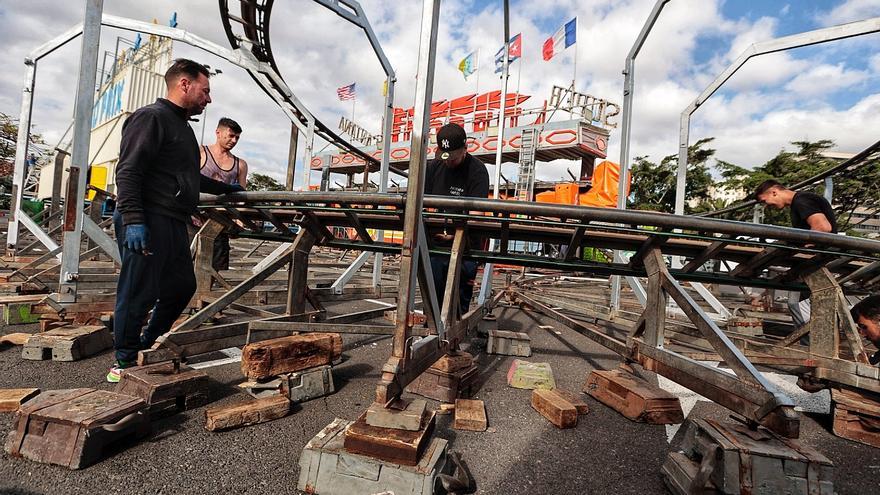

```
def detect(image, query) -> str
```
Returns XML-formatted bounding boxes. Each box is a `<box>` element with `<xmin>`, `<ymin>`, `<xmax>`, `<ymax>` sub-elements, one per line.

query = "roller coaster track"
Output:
<box><xmin>218</xmin><ymin>0</ymin><xmax>379</xmax><ymax>167</ymax></box>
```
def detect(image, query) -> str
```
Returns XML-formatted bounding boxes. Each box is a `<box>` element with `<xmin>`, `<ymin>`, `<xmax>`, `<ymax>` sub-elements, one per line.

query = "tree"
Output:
<box><xmin>247</xmin><ymin>173</ymin><xmax>285</xmax><ymax>191</ymax></box>
<box><xmin>0</xmin><ymin>112</ymin><xmax>48</xmax><ymax>209</ymax></box>
<box><xmin>629</xmin><ymin>138</ymin><xmax>715</xmax><ymax>213</ymax></box>
<box><xmin>716</xmin><ymin>140</ymin><xmax>880</xmax><ymax>233</ymax></box>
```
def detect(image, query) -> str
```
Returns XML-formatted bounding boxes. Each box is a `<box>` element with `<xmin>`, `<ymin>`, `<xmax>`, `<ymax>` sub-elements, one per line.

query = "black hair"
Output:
<box><xmin>164</xmin><ymin>58</ymin><xmax>210</xmax><ymax>88</ymax></box>
<box><xmin>217</xmin><ymin>117</ymin><xmax>242</xmax><ymax>134</ymax></box>
<box><xmin>754</xmin><ymin>179</ymin><xmax>785</xmax><ymax>199</ymax></box>
<box><xmin>852</xmin><ymin>295</ymin><xmax>880</xmax><ymax>323</ymax></box>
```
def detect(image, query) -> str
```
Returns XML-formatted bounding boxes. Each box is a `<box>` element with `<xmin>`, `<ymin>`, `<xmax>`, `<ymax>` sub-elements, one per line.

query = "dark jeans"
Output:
<box><xmin>430</xmin><ymin>255</ymin><xmax>479</xmax><ymax>317</ymax></box>
<box><xmin>212</xmin><ymin>233</ymin><xmax>230</xmax><ymax>271</ymax></box>
<box><xmin>113</xmin><ymin>212</ymin><xmax>196</xmax><ymax>363</ymax></box>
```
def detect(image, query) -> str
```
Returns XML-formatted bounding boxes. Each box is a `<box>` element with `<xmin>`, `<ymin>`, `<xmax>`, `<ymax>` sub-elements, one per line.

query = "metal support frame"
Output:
<box><xmin>674</xmin><ymin>16</ymin><xmax>880</xmax><ymax>216</ymax></box>
<box><xmin>610</xmin><ymin>0</ymin><xmax>671</xmax><ymax>312</ymax></box>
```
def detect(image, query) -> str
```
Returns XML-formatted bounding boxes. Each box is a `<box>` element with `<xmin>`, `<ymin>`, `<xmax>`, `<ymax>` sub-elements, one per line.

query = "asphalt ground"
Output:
<box><xmin>1</xmin><ymin>299</ymin><xmax>879</xmax><ymax>494</ymax></box>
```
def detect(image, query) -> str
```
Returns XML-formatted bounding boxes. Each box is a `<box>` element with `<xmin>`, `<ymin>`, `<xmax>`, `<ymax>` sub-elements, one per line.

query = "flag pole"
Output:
<box><xmin>571</xmin><ymin>17</ymin><xmax>578</xmax><ymax>118</ymax></box>
<box><xmin>473</xmin><ymin>49</ymin><xmax>481</xmax><ymax>120</ymax></box>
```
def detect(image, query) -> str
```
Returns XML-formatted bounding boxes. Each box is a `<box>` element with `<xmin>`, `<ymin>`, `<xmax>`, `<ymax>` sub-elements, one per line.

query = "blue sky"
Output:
<box><xmin>0</xmin><ymin>0</ymin><xmax>878</xmax><ymax>188</ymax></box>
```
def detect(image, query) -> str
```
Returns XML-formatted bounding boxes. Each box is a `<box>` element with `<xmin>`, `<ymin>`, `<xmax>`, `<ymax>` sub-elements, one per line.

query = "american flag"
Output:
<box><xmin>337</xmin><ymin>83</ymin><xmax>356</xmax><ymax>101</ymax></box>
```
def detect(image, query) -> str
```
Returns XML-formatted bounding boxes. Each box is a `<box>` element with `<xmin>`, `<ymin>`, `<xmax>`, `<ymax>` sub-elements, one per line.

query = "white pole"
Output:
<box><xmin>477</xmin><ymin>0</ymin><xmax>511</xmax><ymax>305</ymax></box>
<box><xmin>473</xmin><ymin>49</ymin><xmax>481</xmax><ymax>118</ymax></box>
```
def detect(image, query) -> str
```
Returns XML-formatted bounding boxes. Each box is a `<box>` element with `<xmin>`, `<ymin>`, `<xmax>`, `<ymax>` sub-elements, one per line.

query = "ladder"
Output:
<box><xmin>513</xmin><ymin>128</ymin><xmax>539</xmax><ymax>202</ymax></box>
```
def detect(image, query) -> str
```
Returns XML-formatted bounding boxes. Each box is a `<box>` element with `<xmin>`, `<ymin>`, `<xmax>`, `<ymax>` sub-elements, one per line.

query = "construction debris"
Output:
<box><xmin>21</xmin><ymin>325</ymin><xmax>112</xmax><ymax>361</ymax></box>
<box><xmin>240</xmin><ymin>364</ymin><xmax>335</xmax><ymax>402</ymax></box>
<box><xmin>831</xmin><ymin>387</ymin><xmax>880</xmax><ymax>448</ymax></box>
<box><xmin>487</xmin><ymin>329</ymin><xmax>531</xmax><ymax>357</ymax></box>
<box><xmin>240</xmin><ymin>332</ymin><xmax>342</xmax><ymax>380</ymax></box>
<box><xmin>507</xmin><ymin>359</ymin><xmax>556</xmax><ymax>390</ymax></box>
<box><xmin>344</xmin><ymin>410</ymin><xmax>437</xmax><ymax>466</ymax></box>
<box><xmin>407</xmin><ymin>354</ymin><xmax>478</xmax><ymax>403</ymax></box>
<box><xmin>366</xmin><ymin>399</ymin><xmax>428</xmax><ymax>431</ymax></box>
<box><xmin>115</xmin><ymin>361</ymin><xmax>209</xmax><ymax>415</ymax></box>
<box><xmin>531</xmin><ymin>389</ymin><xmax>578</xmax><ymax>429</ymax></box>
<box><xmin>4</xmin><ymin>388</ymin><xmax>149</xmax><ymax>469</ymax></box>
<box><xmin>453</xmin><ymin>399</ymin><xmax>487</xmax><ymax>431</ymax></box>
<box><xmin>3</xmin><ymin>302</ymin><xmax>40</xmax><ymax>325</ymax></box>
<box><xmin>0</xmin><ymin>332</ymin><xmax>30</xmax><ymax>347</ymax></box>
<box><xmin>663</xmin><ymin>418</ymin><xmax>834</xmax><ymax>495</ymax></box>
<box><xmin>204</xmin><ymin>395</ymin><xmax>291</xmax><ymax>432</ymax></box>
<box><xmin>0</xmin><ymin>388</ymin><xmax>39</xmax><ymax>412</ymax></box>
<box><xmin>584</xmin><ymin>369</ymin><xmax>683</xmax><ymax>424</ymax></box>
<box><xmin>299</xmin><ymin>418</ymin><xmax>450</xmax><ymax>495</ymax></box>
<box><xmin>553</xmin><ymin>388</ymin><xmax>589</xmax><ymax>415</ymax></box>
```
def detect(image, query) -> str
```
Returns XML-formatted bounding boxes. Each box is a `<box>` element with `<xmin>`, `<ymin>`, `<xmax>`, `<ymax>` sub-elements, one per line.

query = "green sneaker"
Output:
<box><xmin>106</xmin><ymin>360</ymin><xmax>134</xmax><ymax>383</ymax></box>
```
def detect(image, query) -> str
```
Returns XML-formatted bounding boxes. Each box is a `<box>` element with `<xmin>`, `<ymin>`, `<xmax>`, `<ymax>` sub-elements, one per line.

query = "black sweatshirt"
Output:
<box><xmin>115</xmin><ymin>98</ymin><xmax>237</xmax><ymax>226</ymax></box>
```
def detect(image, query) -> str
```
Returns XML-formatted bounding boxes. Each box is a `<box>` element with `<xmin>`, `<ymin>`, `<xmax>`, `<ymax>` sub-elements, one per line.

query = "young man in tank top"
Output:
<box><xmin>199</xmin><ymin>117</ymin><xmax>249</xmax><ymax>271</ymax></box>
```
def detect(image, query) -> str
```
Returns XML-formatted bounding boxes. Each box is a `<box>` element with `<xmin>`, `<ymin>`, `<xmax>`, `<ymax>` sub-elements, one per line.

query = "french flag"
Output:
<box><xmin>543</xmin><ymin>18</ymin><xmax>577</xmax><ymax>61</ymax></box>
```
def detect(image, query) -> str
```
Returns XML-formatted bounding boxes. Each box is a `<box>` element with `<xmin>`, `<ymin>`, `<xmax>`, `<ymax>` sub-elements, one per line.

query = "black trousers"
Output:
<box><xmin>113</xmin><ymin>212</ymin><xmax>196</xmax><ymax>363</ymax></box>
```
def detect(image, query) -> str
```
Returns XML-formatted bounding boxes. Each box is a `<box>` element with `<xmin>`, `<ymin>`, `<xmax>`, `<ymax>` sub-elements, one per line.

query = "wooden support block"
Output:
<box><xmin>241</xmin><ymin>332</ymin><xmax>342</xmax><ymax>380</ymax></box>
<box><xmin>344</xmin><ymin>410</ymin><xmax>436</xmax><ymax>466</ymax></box>
<box><xmin>21</xmin><ymin>325</ymin><xmax>112</xmax><ymax>361</ymax></box>
<box><xmin>437</xmin><ymin>403</ymin><xmax>455</xmax><ymax>415</ymax></box>
<box><xmin>487</xmin><ymin>330</ymin><xmax>531</xmax><ymax>357</ymax></box>
<box><xmin>454</xmin><ymin>399</ymin><xmax>487</xmax><ymax>431</ymax></box>
<box><xmin>0</xmin><ymin>388</ymin><xmax>40</xmax><ymax>412</ymax></box>
<box><xmin>407</xmin><ymin>364</ymin><xmax>477</xmax><ymax>403</ymax></box>
<box><xmin>553</xmin><ymin>388</ymin><xmax>589</xmax><ymax>415</ymax></box>
<box><xmin>507</xmin><ymin>359</ymin><xmax>555</xmax><ymax>390</ymax></box>
<box><xmin>204</xmin><ymin>395</ymin><xmax>290</xmax><ymax>431</ymax></box>
<box><xmin>115</xmin><ymin>362</ymin><xmax>209</xmax><ymax>415</ymax></box>
<box><xmin>0</xmin><ymin>332</ymin><xmax>31</xmax><ymax>347</ymax></box>
<box><xmin>3</xmin><ymin>302</ymin><xmax>40</xmax><ymax>325</ymax></box>
<box><xmin>831</xmin><ymin>388</ymin><xmax>880</xmax><ymax>448</ymax></box>
<box><xmin>430</xmin><ymin>351</ymin><xmax>474</xmax><ymax>373</ymax></box>
<box><xmin>366</xmin><ymin>399</ymin><xmax>427</xmax><ymax>431</ymax></box>
<box><xmin>584</xmin><ymin>369</ymin><xmax>684</xmax><ymax>424</ymax></box>
<box><xmin>4</xmin><ymin>388</ymin><xmax>149</xmax><ymax>469</ymax></box>
<box><xmin>531</xmin><ymin>389</ymin><xmax>578</xmax><ymax>429</ymax></box>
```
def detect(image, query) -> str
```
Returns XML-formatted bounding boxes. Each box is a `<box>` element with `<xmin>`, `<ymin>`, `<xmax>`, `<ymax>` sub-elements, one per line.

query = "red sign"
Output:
<box><xmin>391</xmin><ymin>91</ymin><xmax>531</xmax><ymax>142</ymax></box>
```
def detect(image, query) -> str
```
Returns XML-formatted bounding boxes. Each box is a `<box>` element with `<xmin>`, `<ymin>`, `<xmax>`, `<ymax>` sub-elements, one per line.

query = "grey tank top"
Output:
<box><xmin>201</xmin><ymin>145</ymin><xmax>240</xmax><ymax>185</ymax></box>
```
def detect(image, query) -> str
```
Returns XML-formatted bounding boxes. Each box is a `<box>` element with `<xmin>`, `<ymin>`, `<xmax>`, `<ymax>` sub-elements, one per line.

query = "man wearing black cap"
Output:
<box><xmin>424</xmin><ymin>123</ymin><xmax>489</xmax><ymax>317</ymax></box>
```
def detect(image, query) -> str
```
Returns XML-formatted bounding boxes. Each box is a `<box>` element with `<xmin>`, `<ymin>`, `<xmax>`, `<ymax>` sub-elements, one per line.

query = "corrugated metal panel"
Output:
<box><xmin>125</xmin><ymin>66</ymin><xmax>165</xmax><ymax>113</ymax></box>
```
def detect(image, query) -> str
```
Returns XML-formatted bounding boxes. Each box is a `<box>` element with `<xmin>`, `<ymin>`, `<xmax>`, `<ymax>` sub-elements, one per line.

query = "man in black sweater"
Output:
<box><xmin>425</xmin><ymin>123</ymin><xmax>489</xmax><ymax>317</ymax></box>
<box><xmin>755</xmin><ymin>179</ymin><xmax>837</xmax><ymax>330</ymax></box>
<box><xmin>107</xmin><ymin>59</ymin><xmax>243</xmax><ymax>382</ymax></box>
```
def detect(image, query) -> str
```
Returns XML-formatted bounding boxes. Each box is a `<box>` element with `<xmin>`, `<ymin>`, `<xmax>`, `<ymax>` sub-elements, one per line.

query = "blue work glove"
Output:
<box><xmin>228</xmin><ymin>183</ymin><xmax>245</xmax><ymax>193</ymax></box>
<box><xmin>124</xmin><ymin>223</ymin><xmax>149</xmax><ymax>254</ymax></box>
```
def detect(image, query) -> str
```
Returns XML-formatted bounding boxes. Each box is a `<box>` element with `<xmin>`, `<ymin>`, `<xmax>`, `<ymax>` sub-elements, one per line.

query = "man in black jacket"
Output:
<box><xmin>107</xmin><ymin>59</ymin><xmax>243</xmax><ymax>382</ymax></box>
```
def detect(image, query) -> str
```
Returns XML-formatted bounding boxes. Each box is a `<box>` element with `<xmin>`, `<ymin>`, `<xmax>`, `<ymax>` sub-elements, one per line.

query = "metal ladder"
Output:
<box><xmin>514</xmin><ymin>128</ymin><xmax>539</xmax><ymax>201</ymax></box>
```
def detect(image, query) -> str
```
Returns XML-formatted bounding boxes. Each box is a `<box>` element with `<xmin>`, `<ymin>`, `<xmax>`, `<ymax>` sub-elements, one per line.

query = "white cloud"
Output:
<box><xmin>818</xmin><ymin>0</ymin><xmax>880</xmax><ymax>26</ymax></box>
<box><xmin>785</xmin><ymin>63</ymin><xmax>869</xmax><ymax>96</ymax></box>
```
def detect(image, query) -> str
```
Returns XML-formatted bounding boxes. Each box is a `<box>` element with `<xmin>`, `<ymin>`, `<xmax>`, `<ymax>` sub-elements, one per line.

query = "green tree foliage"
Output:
<box><xmin>0</xmin><ymin>113</ymin><xmax>48</xmax><ymax>210</ymax></box>
<box><xmin>629</xmin><ymin>138</ymin><xmax>715</xmax><ymax>213</ymax></box>
<box><xmin>246</xmin><ymin>172</ymin><xmax>285</xmax><ymax>191</ymax></box>
<box><xmin>716</xmin><ymin>140</ymin><xmax>880</xmax><ymax>233</ymax></box>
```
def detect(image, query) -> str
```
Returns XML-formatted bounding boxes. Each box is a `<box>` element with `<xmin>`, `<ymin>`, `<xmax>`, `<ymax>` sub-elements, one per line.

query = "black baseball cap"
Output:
<box><xmin>437</xmin><ymin>123</ymin><xmax>467</xmax><ymax>159</ymax></box>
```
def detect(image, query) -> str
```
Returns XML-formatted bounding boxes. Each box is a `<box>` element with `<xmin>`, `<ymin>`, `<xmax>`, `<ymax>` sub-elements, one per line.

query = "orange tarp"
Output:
<box><xmin>579</xmin><ymin>160</ymin><xmax>630</xmax><ymax>208</ymax></box>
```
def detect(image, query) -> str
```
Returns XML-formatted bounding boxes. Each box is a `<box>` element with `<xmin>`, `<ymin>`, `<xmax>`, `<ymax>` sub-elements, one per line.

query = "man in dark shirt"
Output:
<box><xmin>850</xmin><ymin>295</ymin><xmax>880</xmax><ymax>365</ymax></box>
<box><xmin>107</xmin><ymin>59</ymin><xmax>243</xmax><ymax>382</ymax></box>
<box><xmin>754</xmin><ymin>179</ymin><xmax>837</xmax><ymax>329</ymax></box>
<box><xmin>424</xmin><ymin>123</ymin><xmax>489</xmax><ymax>317</ymax></box>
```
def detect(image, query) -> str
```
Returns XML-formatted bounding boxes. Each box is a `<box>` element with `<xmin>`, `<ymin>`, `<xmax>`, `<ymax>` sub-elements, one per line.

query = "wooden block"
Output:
<box><xmin>437</xmin><ymin>403</ymin><xmax>455</xmax><ymax>415</ymax></box>
<box><xmin>241</xmin><ymin>333</ymin><xmax>342</xmax><ymax>380</ymax></box>
<box><xmin>115</xmin><ymin>362</ymin><xmax>209</xmax><ymax>415</ymax></box>
<box><xmin>366</xmin><ymin>399</ymin><xmax>427</xmax><ymax>431</ymax></box>
<box><xmin>204</xmin><ymin>395</ymin><xmax>290</xmax><ymax>431</ymax></box>
<box><xmin>0</xmin><ymin>388</ymin><xmax>40</xmax><ymax>412</ymax></box>
<box><xmin>507</xmin><ymin>359</ymin><xmax>555</xmax><ymax>390</ymax></box>
<box><xmin>831</xmin><ymin>388</ymin><xmax>880</xmax><ymax>448</ymax></box>
<box><xmin>5</xmin><ymin>388</ymin><xmax>149</xmax><ymax>469</ymax></box>
<box><xmin>487</xmin><ymin>330</ymin><xmax>531</xmax><ymax>357</ymax></box>
<box><xmin>430</xmin><ymin>351</ymin><xmax>474</xmax><ymax>373</ymax></box>
<box><xmin>584</xmin><ymin>369</ymin><xmax>684</xmax><ymax>424</ymax></box>
<box><xmin>21</xmin><ymin>325</ymin><xmax>112</xmax><ymax>361</ymax></box>
<box><xmin>3</xmin><ymin>302</ymin><xmax>40</xmax><ymax>325</ymax></box>
<box><xmin>454</xmin><ymin>399</ymin><xmax>487</xmax><ymax>431</ymax></box>
<box><xmin>344</xmin><ymin>410</ymin><xmax>436</xmax><ymax>466</ymax></box>
<box><xmin>0</xmin><ymin>332</ymin><xmax>31</xmax><ymax>347</ymax></box>
<box><xmin>406</xmin><ymin>364</ymin><xmax>477</xmax><ymax>403</ymax></box>
<box><xmin>531</xmin><ymin>389</ymin><xmax>578</xmax><ymax>429</ymax></box>
<box><xmin>553</xmin><ymin>388</ymin><xmax>589</xmax><ymax>415</ymax></box>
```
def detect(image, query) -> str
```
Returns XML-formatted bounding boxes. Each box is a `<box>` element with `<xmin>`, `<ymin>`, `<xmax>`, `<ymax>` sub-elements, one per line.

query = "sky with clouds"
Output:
<box><xmin>0</xmin><ymin>0</ymin><xmax>878</xmax><ymax>191</ymax></box>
